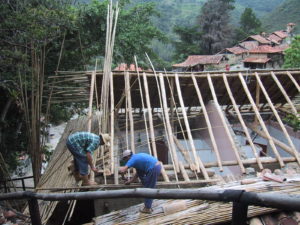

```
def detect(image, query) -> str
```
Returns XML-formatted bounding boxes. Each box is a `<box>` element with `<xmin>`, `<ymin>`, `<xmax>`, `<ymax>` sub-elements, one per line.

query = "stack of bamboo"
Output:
<box><xmin>94</xmin><ymin>175</ymin><xmax>300</xmax><ymax>225</ymax></box>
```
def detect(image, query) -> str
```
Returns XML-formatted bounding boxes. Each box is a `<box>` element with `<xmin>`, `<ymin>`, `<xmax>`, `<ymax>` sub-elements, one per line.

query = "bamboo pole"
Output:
<box><xmin>238</xmin><ymin>72</ymin><xmax>284</xmax><ymax>167</ymax></box>
<box><xmin>174</xmin><ymin>73</ymin><xmax>209</xmax><ymax>179</ymax></box>
<box><xmin>286</xmin><ymin>71</ymin><xmax>300</xmax><ymax>92</ymax></box>
<box><xmin>271</xmin><ymin>71</ymin><xmax>298</xmax><ymax>115</ymax></box>
<box><xmin>125</xmin><ymin>71</ymin><xmax>135</xmax><ymax>153</ymax></box>
<box><xmin>207</xmin><ymin>73</ymin><xmax>246</xmax><ymax>173</ymax></box>
<box><xmin>222</xmin><ymin>73</ymin><xmax>263</xmax><ymax>170</ymax></box>
<box><xmin>254</xmin><ymin>81</ymin><xmax>260</xmax><ymax>125</ymax></box>
<box><xmin>191</xmin><ymin>74</ymin><xmax>223</xmax><ymax>171</ymax></box>
<box><xmin>158</xmin><ymin>73</ymin><xmax>180</xmax><ymax>173</ymax></box>
<box><xmin>142</xmin><ymin>72</ymin><xmax>158</xmax><ymax>157</ymax></box>
<box><xmin>254</xmin><ymin>72</ymin><xmax>300</xmax><ymax>165</ymax></box>
<box><xmin>179</xmin><ymin>161</ymin><xmax>190</xmax><ymax>182</ymax></box>
<box><xmin>87</xmin><ymin>71</ymin><xmax>96</xmax><ymax>132</ymax></box>
<box><xmin>110</xmin><ymin>72</ymin><xmax>115</xmax><ymax>178</ymax></box>
<box><xmin>173</xmin><ymin>135</ymin><xmax>193</xmax><ymax>166</ymax></box>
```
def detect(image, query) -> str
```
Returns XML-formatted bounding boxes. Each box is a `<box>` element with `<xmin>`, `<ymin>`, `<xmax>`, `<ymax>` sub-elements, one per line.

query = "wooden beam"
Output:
<box><xmin>207</xmin><ymin>73</ymin><xmax>246</xmax><ymax>173</ymax></box>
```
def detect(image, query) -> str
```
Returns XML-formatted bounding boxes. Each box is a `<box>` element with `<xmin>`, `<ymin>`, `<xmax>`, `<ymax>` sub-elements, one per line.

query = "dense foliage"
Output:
<box><xmin>284</xmin><ymin>35</ymin><xmax>300</xmax><ymax>68</ymax></box>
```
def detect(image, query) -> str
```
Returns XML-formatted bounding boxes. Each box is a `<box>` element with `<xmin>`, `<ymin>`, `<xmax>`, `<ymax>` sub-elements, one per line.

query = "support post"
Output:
<box><xmin>28</xmin><ymin>198</ymin><xmax>42</xmax><ymax>225</ymax></box>
<box><xmin>231</xmin><ymin>202</ymin><xmax>248</xmax><ymax>225</ymax></box>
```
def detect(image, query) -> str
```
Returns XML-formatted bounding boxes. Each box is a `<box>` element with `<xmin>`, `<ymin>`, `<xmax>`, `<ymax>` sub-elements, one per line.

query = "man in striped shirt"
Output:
<box><xmin>66</xmin><ymin>131</ymin><xmax>110</xmax><ymax>186</ymax></box>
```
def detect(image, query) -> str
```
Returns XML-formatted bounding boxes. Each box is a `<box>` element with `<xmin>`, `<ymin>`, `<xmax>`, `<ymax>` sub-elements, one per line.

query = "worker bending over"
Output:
<box><xmin>66</xmin><ymin>131</ymin><xmax>110</xmax><ymax>186</ymax></box>
<box><xmin>119</xmin><ymin>150</ymin><xmax>161</xmax><ymax>213</ymax></box>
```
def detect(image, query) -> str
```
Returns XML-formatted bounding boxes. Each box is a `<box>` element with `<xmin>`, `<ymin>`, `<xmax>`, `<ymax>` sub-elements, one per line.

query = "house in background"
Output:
<box><xmin>172</xmin><ymin>55</ymin><xmax>228</xmax><ymax>72</ymax></box>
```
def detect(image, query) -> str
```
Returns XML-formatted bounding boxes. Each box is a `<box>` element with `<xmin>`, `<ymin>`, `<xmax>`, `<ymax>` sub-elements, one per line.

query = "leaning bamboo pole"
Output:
<box><xmin>222</xmin><ymin>73</ymin><xmax>263</xmax><ymax>170</ymax></box>
<box><xmin>87</xmin><ymin>70</ymin><xmax>96</xmax><ymax>132</ymax></box>
<box><xmin>110</xmin><ymin>72</ymin><xmax>116</xmax><ymax>180</ymax></box>
<box><xmin>125</xmin><ymin>71</ymin><xmax>135</xmax><ymax>153</ymax></box>
<box><xmin>158</xmin><ymin>72</ymin><xmax>180</xmax><ymax>173</ymax></box>
<box><xmin>271</xmin><ymin>72</ymin><xmax>298</xmax><ymax>115</ymax></box>
<box><xmin>254</xmin><ymin>72</ymin><xmax>300</xmax><ymax>165</ymax></box>
<box><xmin>286</xmin><ymin>71</ymin><xmax>300</xmax><ymax>92</ymax></box>
<box><xmin>174</xmin><ymin>73</ymin><xmax>208</xmax><ymax>179</ymax></box>
<box><xmin>191</xmin><ymin>74</ymin><xmax>223</xmax><ymax>171</ymax></box>
<box><xmin>207</xmin><ymin>73</ymin><xmax>245</xmax><ymax>173</ymax></box>
<box><xmin>238</xmin><ymin>72</ymin><xmax>284</xmax><ymax>167</ymax></box>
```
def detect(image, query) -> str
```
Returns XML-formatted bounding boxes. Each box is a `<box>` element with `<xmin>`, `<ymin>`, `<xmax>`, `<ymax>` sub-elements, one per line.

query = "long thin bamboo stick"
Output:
<box><xmin>238</xmin><ymin>72</ymin><xmax>284</xmax><ymax>167</ymax></box>
<box><xmin>110</xmin><ymin>72</ymin><xmax>116</xmax><ymax>180</ymax></box>
<box><xmin>87</xmin><ymin>71</ymin><xmax>96</xmax><ymax>132</ymax></box>
<box><xmin>125</xmin><ymin>71</ymin><xmax>135</xmax><ymax>153</ymax></box>
<box><xmin>286</xmin><ymin>71</ymin><xmax>300</xmax><ymax>92</ymax></box>
<box><xmin>254</xmin><ymin>72</ymin><xmax>300</xmax><ymax>164</ymax></box>
<box><xmin>174</xmin><ymin>73</ymin><xmax>209</xmax><ymax>179</ymax></box>
<box><xmin>207</xmin><ymin>73</ymin><xmax>245</xmax><ymax>173</ymax></box>
<box><xmin>222</xmin><ymin>73</ymin><xmax>263</xmax><ymax>170</ymax></box>
<box><xmin>191</xmin><ymin>74</ymin><xmax>223</xmax><ymax>171</ymax></box>
<box><xmin>271</xmin><ymin>72</ymin><xmax>298</xmax><ymax>115</ymax></box>
<box><xmin>158</xmin><ymin>73</ymin><xmax>180</xmax><ymax>173</ymax></box>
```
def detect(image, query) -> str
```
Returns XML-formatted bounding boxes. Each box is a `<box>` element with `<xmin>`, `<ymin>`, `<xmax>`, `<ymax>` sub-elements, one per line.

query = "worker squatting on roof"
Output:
<box><xmin>66</xmin><ymin>131</ymin><xmax>111</xmax><ymax>186</ymax></box>
<box><xmin>119</xmin><ymin>150</ymin><xmax>162</xmax><ymax>214</ymax></box>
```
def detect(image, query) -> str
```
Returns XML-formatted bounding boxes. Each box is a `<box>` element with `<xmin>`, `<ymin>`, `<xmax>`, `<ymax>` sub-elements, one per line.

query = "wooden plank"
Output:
<box><xmin>238</xmin><ymin>72</ymin><xmax>284</xmax><ymax>167</ymax></box>
<box><xmin>207</xmin><ymin>73</ymin><xmax>246</xmax><ymax>173</ymax></box>
<box><xmin>271</xmin><ymin>72</ymin><xmax>298</xmax><ymax>115</ymax></box>
<box><xmin>223</xmin><ymin>73</ymin><xmax>263</xmax><ymax>170</ymax></box>
<box><xmin>191</xmin><ymin>74</ymin><xmax>223</xmax><ymax>172</ymax></box>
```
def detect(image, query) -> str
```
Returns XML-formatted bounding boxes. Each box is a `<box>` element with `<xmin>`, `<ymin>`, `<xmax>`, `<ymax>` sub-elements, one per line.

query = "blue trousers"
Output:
<box><xmin>137</xmin><ymin>164</ymin><xmax>161</xmax><ymax>208</ymax></box>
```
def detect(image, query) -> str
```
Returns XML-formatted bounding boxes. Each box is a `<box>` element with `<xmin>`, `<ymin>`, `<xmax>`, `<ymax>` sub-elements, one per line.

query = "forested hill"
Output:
<box><xmin>263</xmin><ymin>0</ymin><xmax>300</xmax><ymax>34</ymax></box>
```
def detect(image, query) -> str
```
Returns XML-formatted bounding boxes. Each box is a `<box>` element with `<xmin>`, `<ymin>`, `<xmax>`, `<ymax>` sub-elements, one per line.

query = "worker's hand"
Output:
<box><xmin>91</xmin><ymin>166</ymin><xmax>100</xmax><ymax>173</ymax></box>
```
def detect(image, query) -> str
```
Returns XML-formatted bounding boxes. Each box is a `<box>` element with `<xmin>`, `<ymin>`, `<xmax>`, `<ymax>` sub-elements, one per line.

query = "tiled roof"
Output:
<box><xmin>249</xmin><ymin>45</ymin><xmax>285</xmax><ymax>54</ymax></box>
<box><xmin>243</xmin><ymin>57</ymin><xmax>271</xmax><ymax>63</ymax></box>
<box><xmin>173</xmin><ymin>55</ymin><xmax>224</xmax><ymax>68</ymax></box>
<box><xmin>224</xmin><ymin>46</ymin><xmax>247</xmax><ymax>55</ymax></box>
<box><xmin>249</xmin><ymin>35</ymin><xmax>271</xmax><ymax>44</ymax></box>
<box><xmin>273</xmin><ymin>30</ymin><xmax>288</xmax><ymax>39</ymax></box>
<box><xmin>239</xmin><ymin>41</ymin><xmax>259</xmax><ymax>50</ymax></box>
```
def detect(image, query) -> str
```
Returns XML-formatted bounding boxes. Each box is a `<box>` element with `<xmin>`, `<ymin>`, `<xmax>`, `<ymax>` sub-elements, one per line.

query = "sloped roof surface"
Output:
<box><xmin>243</xmin><ymin>57</ymin><xmax>271</xmax><ymax>63</ymax></box>
<box><xmin>249</xmin><ymin>35</ymin><xmax>271</xmax><ymax>44</ymax></box>
<box><xmin>268</xmin><ymin>34</ymin><xmax>282</xmax><ymax>44</ymax></box>
<box><xmin>249</xmin><ymin>45</ymin><xmax>286</xmax><ymax>54</ymax></box>
<box><xmin>273</xmin><ymin>30</ymin><xmax>288</xmax><ymax>39</ymax></box>
<box><xmin>173</xmin><ymin>55</ymin><xmax>224</xmax><ymax>67</ymax></box>
<box><xmin>224</xmin><ymin>46</ymin><xmax>247</xmax><ymax>55</ymax></box>
<box><xmin>239</xmin><ymin>41</ymin><xmax>259</xmax><ymax>50</ymax></box>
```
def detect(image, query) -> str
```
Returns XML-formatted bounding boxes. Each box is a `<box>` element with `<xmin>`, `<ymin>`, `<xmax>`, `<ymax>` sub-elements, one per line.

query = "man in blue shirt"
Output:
<box><xmin>66</xmin><ymin>131</ymin><xmax>110</xmax><ymax>186</ymax></box>
<box><xmin>119</xmin><ymin>150</ymin><xmax>162</xmax><ymax>213</ymax></box>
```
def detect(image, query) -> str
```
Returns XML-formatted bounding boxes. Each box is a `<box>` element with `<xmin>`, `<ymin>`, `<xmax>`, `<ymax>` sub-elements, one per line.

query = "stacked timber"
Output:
<box><xmin>94</xmin><ymin>173</ymin><xmax>300</xmax><ymax>225</ymax></box>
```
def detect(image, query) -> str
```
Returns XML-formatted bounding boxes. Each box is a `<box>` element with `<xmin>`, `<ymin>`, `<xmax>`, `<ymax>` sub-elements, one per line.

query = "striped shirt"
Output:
<box><xmin>67</xmin><ymin>132</ymin><xmax>100</xmax><ymax>156</ymax></box>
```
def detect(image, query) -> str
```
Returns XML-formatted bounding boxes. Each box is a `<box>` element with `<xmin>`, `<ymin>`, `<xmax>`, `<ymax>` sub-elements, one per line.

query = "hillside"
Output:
<box><xmin>263</xmin><ymin>0</ymin><xmax>300</xmax><ymax>34</ymax></box>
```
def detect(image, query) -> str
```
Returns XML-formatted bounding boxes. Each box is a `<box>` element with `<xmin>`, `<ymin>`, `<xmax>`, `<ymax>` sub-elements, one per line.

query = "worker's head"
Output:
<box><xmin>100</xmin><ymin>133</ymin><xmax>111</xmax><ymax>147</ymax></box>
<box><xmin>122</xmin><ymin>149</ymin><xmax>132</xmax><ymax>161</ymax></box>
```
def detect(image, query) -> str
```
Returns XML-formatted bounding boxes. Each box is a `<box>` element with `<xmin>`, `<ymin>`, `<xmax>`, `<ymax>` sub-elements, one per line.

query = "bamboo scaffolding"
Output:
<box><xmin>271</xmin><ymin>71</ymin><xmax>298</xmax><ymax>115</ymax></box>
<box><xmin>254</xmin><ymin>72</ymin><xmax>300</xmax><ymax>165</ymax></box>
<box><xmin>238</xmin><ymin>72</ymin><xmax>284</xmax><ymax>167</ymax></box>
<box><xmin>125</xmin><ymin>71</ymin><xmax>135</xmax><ymax>153</ymax></box>
<box><xmin>174</xmin><ymin>73</ymin><xmax>208</xmax><ymax>179</ymax></box>
<box><xmin>191</xmin><ymin>74</ymin><xmax>223</xmax><ymax>171</ymax></box>
<box><xmin>222</xmin><ymin>73</ymin><xmax>263</xmax><ymax>170</ymax></box>
<box><xmin>207</xmin><ymin>73</ymin><xmax>245</xmax><ymax>173</ymax></box>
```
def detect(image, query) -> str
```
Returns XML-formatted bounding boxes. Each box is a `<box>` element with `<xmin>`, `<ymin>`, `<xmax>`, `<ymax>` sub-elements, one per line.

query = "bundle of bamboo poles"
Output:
<box><xmin>94</xmin><ymin>176</ymin><xmax>300</xmax><ymax>225</ymax></box>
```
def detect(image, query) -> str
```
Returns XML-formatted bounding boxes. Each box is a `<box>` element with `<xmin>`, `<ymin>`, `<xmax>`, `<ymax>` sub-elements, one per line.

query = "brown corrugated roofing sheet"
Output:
<box><xmin>243</xmin><ymin>57</ymin><xmax>271</xmax><ymax>63</ymax></box>
<box><xmin>173</xmin><ymin>55</ymin><xmax>224</xmax><ymax>67</ymax></box>
<box><xmin>268</xmin><ymin>34</ymin><xmax>282</xmax><ymax>44</ymax></box>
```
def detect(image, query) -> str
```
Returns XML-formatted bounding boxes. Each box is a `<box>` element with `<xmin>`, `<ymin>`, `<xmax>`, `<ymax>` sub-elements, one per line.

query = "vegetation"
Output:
<box><xmin>284</xmin><ymin>35</ymin><xmax>300</xmax><ymax>68</ymax></box>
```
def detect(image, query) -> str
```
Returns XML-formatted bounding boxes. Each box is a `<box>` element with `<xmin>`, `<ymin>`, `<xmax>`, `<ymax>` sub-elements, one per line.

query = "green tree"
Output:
<box><xmin>172</xmin><ymin>25</ymin><xmax>202</xmax><ymax>62</ymax></box>
<box><xmin>235</xmin><ymin>7</ymin><xmax>262</xmax><ymax>41</ymax></box>
<box><xmin>284</xmin><ymin>35</ymin><xmax>300</xmax><ymax>68</ymax></box>
<box><xmin>198</xmin><ymin>0</ymin><xmax>235</xmax><ymax>54</ymax></box>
